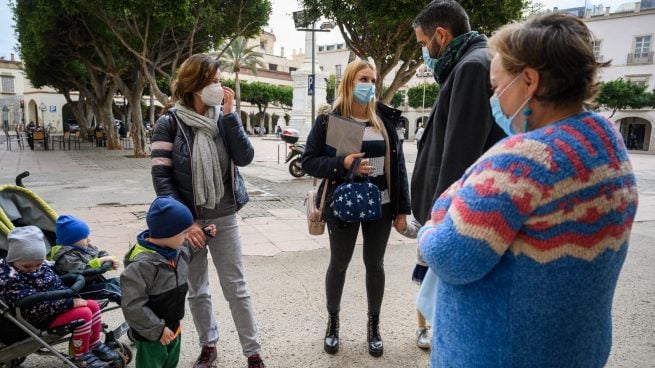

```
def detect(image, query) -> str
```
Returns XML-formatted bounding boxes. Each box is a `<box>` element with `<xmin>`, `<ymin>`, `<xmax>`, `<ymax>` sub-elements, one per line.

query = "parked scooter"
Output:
<box><xmin>281</xmin><ymin>128</ymin><xmax>306</xmax><ymax>178</ymax></box>
<box><xmin>285</xmin><ymin>143</ymin><xmax>306</xmax><ymax>177</ymax></box>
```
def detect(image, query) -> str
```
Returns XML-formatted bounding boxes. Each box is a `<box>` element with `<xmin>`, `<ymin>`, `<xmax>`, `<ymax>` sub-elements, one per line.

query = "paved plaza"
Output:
<box><xmin>0</xmin><ymin>137</ymin><xmax>654</xmax><ymax>367</ymax></box>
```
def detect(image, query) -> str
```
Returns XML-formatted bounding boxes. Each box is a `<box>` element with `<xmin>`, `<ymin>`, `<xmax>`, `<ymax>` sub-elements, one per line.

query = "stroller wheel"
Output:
<box><xmin>110</xmin><ymin>341</ymin><xmax>132</xmax><ymax>367</ymax></box>
<box><xmin>5</xmin><ymin>357</ymin><xmax>26</xmax><ymax>367</ymax></box>
<box><xmin>126</xmin><ymin>328</ymin><xmax>135</xmax><ymax>343</ymax></box>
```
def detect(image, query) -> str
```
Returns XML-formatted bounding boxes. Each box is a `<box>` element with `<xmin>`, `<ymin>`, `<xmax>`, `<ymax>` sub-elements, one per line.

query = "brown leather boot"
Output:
<box><xmin>247</xmin><ymin>354</ymin><xmax>266</xmax><ymax>368</ymax></box>
<box><xmin>193</xmin><ymin>346</ymin><xmax>217</xmax><ymax>368</ymax></box>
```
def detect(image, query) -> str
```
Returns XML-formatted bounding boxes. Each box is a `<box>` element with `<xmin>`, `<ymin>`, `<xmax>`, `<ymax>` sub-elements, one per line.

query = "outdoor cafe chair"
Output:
<box><xmin>31</xmin><ymin>130</ymin><xmax>48</xmax><ymax>150</ymax></box>
<box><xmin>3</xmin><ymin>129</ymin><xmax>24</xmax><ymax>151</ymax></box>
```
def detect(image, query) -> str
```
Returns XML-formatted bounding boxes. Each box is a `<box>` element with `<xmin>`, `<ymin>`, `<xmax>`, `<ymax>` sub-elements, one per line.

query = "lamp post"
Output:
<box><xmin>293</xmin><ymin>10</ymin><xmax>334</xmax><ymax>126</ymax></box>
<box><xmin>39</xmin><ymin>102</ymin><xmax>46</xmax><ymax>127</ymax></box>
<box><xmin>416</xmin><ymin>65</ymin><xmax>433</xmax><ymax>127</ymax></box>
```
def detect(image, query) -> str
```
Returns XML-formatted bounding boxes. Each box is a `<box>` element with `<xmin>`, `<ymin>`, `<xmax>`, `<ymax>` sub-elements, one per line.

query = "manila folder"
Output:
<box><xmin>326</xmin><ymin>114</ymin><xmax>366</xmax><ymax>156</ymax></box>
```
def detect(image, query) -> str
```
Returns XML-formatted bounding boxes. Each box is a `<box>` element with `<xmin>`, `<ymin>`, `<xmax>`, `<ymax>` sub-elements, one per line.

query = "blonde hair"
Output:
<box><xmin>333</xmin><ymin>59</ymin><xmax>382</xmax><ymax>131</ymax></box>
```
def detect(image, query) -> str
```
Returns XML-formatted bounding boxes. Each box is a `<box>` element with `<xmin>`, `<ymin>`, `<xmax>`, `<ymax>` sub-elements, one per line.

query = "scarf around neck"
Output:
<box><xmin>432</xmin><ymin>31</ymin><xmax>484</xmax><ymax>84</ymax></box>
<box><xmin>174</xmin><ymin>102</ymin><xmax>224</xmax><ymax>210</ymax></box>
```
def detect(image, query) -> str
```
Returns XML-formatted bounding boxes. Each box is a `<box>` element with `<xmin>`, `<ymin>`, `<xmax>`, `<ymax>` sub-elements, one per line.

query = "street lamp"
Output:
<box><xmin>39</xmin><ymin>102</ymin><xmax>46</xmax><ymax>127</ymax></box>
<box><xmin>416</xmin><ymin>65</ymin><xmax>433</xmax><ymax>127</ymax></box>
<box><xmin>293</xmin><ymin>10</ymin><xmax>334</xmax><ymax>126</ymax></box>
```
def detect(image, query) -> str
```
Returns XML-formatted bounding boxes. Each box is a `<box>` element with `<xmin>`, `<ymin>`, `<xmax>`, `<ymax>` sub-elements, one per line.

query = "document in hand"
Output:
<box><xmin>326</xmin><ymin>114</ymin><xmax>366</xmax><ymax>156</ymax></box>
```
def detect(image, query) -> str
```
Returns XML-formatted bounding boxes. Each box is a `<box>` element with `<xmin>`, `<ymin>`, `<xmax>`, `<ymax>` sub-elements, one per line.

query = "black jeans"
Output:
<box><xmin>325</xmin><ymin>205</ymin><xmax>392</xmax><ymax>315</ymax></box>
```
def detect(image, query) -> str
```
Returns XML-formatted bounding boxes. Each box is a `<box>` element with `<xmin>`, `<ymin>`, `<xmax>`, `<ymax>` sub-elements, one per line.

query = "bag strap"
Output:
<box><xmin>345</xmin><ymin>158</ymin><xmax>363</xmax><ymax>182</ymax></box>
<box><xmin>318</xmin><ymin>179</ymin><xmax>329</xmax><ymax>212</ymax></box>
<box><xmin>312</xmin><ymin>176</ymin><xmax>329</xmax><ymax>213</ymax></box>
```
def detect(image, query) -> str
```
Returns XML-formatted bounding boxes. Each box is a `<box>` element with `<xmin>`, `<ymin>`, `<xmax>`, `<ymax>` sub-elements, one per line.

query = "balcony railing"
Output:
<box><xmin>627</xmin><ymin>51</ymin><xmax>654</xmax><ymax>65</ymax></box>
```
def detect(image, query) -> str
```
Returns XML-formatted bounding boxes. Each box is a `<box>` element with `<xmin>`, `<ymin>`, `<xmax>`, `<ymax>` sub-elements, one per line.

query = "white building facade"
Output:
<box><xmin>1</xmin><ymin>55</ymin><xmax>73</xmax><ymax>133</ymax></box>
<box><xmin>583</xmin><ymin>1</ymin><xmax>655</xmax><ymax>152</ymax></box>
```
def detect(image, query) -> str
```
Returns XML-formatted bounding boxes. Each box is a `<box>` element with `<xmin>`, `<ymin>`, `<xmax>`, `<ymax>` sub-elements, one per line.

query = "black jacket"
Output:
<box><xmin>411</xmin><ymin>37</ymin><xmax>506</xmax><ymax>225</ymax></box>
<box><xmin>302</xmin><ymin>102</ymin><xmax>411</xmax><ymax>224</ymax></box>
<box><xmin>151</xmin><ymin>109</ymin><xmax>253</xmax><ymax>219</ymax></box>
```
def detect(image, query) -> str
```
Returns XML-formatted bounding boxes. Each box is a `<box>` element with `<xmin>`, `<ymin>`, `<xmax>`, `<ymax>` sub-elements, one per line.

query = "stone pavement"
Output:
<box><xmin>0</xmin><ymin>137</ymin><xmax>654</xmax><ymax>367</ymax></box>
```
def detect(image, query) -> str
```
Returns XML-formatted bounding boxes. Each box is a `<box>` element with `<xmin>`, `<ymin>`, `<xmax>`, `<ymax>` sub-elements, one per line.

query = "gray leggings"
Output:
<box><xmin>325</xmin><ymin>205</ymin><xmax>393</xmax><ymax>315</ymax></box>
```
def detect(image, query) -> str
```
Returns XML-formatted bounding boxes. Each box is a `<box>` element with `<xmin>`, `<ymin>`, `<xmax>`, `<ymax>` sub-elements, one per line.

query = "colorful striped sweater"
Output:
<box><xmin>418</xmin><ymin>111</ymin><xmax>638</xmax><ymax>367</ymax></box>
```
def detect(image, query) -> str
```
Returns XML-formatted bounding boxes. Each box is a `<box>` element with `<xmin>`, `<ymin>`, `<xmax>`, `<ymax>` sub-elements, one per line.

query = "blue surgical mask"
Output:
<box><xmin>489</xmin><ymin>75</ymin><xmax>530</xmax><ymax>136</ymax></box>
<box><xmin>354</xmin><ymin>83</ymin><xmax>375</xmax><ymax>105</ymax></box>
<box><xmin>421</xmin><ymin>30</ymin><xmax>441</xmax><ymax>71</ymax></box>
<box><xmin>422</xmin><ymin>46</ymin><xmax>437</xmax><ymax>71</ymax></box>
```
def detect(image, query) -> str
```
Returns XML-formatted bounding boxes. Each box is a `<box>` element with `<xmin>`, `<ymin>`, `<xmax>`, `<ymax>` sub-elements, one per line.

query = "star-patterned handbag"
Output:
<box><xmin>332</xmin><ymin>158</ymin><xmax>382</xmax><ymax>222</ymax></box>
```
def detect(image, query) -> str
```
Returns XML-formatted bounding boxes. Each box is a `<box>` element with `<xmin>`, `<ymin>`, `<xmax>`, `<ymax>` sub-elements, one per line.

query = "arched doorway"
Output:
<box><xmin>61</xmin><ymin>103</ymin><xmax>75</xmax><ymax>124</ymax></box>
<box><xmin>240</xmin><ymin>111</ymin><xmax>249</xmax><ymax>132</ymax></box>
<box><xmin>399</xmin><ymin>116</ymin><xmax>409</xmax><ymax>140</ymax></box>
<box><xmin>618</xmin><ymin>116</ymin><xmax>652</xmax><ymax>151</ymax></box>
<box><xmin>28</xmin><ymin>100</ymin><xmax>38</xmax><ymax>126</ymax></box>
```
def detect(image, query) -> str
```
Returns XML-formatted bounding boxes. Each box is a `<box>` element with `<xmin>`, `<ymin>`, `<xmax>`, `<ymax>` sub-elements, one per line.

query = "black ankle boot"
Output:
<box><xmin>324</xmin><ymin>313</ymin><xmax>339</xmax><ymax>354</ymax></box>
<box><xmin>367</xmin><ymin>314</ymin><xmax>383</xmax><ymax>357</ymax></box>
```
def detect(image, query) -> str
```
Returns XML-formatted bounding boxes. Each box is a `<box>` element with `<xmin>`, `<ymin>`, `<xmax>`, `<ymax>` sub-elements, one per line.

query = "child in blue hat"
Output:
<box><xmin>121</xmin><ymin>196</ymin><xmax>216</xmax><ymax>368</ymax></box>
<box><xmin>49</xmin><ymin>214</ymin><xmax>122</xmax><ymax>304</ymax></box>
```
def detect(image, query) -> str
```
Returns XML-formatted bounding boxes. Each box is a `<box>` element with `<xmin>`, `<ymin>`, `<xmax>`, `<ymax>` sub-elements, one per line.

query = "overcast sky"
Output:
<box><xmin>0</xmin><ymin>0</ymin><xmax>631</xmax><ymax>61</ymax></box>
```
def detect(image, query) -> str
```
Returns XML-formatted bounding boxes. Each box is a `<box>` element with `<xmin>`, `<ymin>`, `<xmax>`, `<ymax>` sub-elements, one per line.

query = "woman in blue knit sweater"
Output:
<box><xmin>418</xmin><ymin>13</ymin><xmax>638</xmax><ymax>367</ymax></box>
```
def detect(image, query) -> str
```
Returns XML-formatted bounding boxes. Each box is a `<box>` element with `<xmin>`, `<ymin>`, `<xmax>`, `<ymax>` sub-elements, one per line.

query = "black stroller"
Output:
<box><xmin>0</xmin><ymin>172</ymin><xmax>132</xmax><ymax>367</ymax></box>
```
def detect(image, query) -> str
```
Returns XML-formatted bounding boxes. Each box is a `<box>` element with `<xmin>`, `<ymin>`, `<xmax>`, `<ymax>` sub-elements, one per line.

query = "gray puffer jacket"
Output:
<box><xmin>120</xmin><ymin>231</ymin><xmax>190</xmax><ymax>342</ymax></box>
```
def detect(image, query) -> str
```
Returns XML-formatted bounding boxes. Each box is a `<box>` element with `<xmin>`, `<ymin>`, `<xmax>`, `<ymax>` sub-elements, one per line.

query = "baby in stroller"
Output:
<box><xmin>49</xmin><ymin>215</ymin><xmax>122</xmax><ymax>304</ymax></box>
<box><xmin>0</xmin><ymin>226</ymin><xmax>121</xmax><ymax>368</ymax></box>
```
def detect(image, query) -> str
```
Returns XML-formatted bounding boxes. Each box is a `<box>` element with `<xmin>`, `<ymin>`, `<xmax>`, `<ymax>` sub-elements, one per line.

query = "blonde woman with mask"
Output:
<box><xmin>302</xmin><ymin>59</ymin><xmax>411</xmax><ymax>358</ymax></box>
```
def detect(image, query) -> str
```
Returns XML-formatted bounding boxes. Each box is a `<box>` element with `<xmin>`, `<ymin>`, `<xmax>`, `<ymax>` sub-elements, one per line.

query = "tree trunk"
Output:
<box><xmin>62</xmin><ymin>90</ymin><xmax>90</xmax><ymax>133</ymax></box>
<box><xmin>127</xmin><ymin>91</ymin><xmax>148</xmax><ymax>157</ymax></box>
<box><xmin>235</xmin><ymin>73</ymin><xmax>241</xmax><ymax>114</ymax></box>
<box><xmin>258</xmin><ymin>105</ymin><xmax>267</xmax><ymax>137</ymax></box>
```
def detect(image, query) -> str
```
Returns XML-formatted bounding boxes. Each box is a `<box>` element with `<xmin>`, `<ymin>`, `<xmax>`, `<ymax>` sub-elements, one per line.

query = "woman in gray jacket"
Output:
<box><xmin>150</xmin><ymin>54</ymin><xmax>264</xmax><ymax>368</ymax></box>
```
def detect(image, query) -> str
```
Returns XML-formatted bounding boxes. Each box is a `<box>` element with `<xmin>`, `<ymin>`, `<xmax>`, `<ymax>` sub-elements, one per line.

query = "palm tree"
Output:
<box><xmin>221</xmin><ymin>36</ymin><xmax>265</xmax><ymax>114</ymax></box>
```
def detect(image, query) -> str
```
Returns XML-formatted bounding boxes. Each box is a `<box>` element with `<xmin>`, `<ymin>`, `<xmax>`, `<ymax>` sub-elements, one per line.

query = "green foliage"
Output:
<box><xmin>221</xmin><ymin>36</ymin><xmax>265</xmax><ymax>74</ymax></box>
<box><xmin>326</xmin><ymin>74</ymin><xmax>339</xmax><ymax>103</ymax></box>
<box><xmin>14</xmin><ymin>0</ymin><xmax>88</xmax><ymax>90</ymax></box>
<box><xmin>300</xmin><ymin>0</ymin><xmax>526</xmax><ymax>102</ymax></box>
<box><xmin>236</xmin><ymin>81</ymin><xmax>293</xmax><ymax>111</ymax></box>
<box><xmin>277</xmin><ymin>85</ymin><xmax>293</xmax><ymax>108</ymax></box>
<box><xmin>596</xmin><ymin>79</ymin><xmax>650</xmax><ymax>117</ymax></box>
<box><xmin>407</xmin><ymin>82</ymin><xmax>440</xmax><ymax>109</ymax></box>
<box><xmin>381</xmin><ymin>85</ymin><xmax>405</xmax><ymax>108</ymax></box>
<box><xmin>390</xmin><ymin>91</ymin><xmax>404</xmax><ymax>108</ymax></box>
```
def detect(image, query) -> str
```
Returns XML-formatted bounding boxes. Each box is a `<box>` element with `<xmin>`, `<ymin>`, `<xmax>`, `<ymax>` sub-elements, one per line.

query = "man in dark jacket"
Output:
<box><xmin>411</xmin><ymin>0</ymin><xmax>505</xmax><ymax>225</ymax></box>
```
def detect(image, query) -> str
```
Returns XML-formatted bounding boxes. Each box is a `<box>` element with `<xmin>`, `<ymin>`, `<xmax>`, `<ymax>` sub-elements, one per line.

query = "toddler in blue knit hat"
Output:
<box><xmin>49</xmin><ymin>214</ymin><xmax>122</xmax><ymax>304</ymax></box>
<box><xmin>121</xmin><ymin>196</ymin><xmax>216</xmax><ymax>368</ymax></box>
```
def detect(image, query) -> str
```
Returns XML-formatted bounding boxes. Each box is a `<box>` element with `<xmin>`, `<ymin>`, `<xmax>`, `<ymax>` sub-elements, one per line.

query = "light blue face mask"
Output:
<box><xmin>354</xmin><ymin>83</ymin><xmax>375</xmax><ymax>105</ymax></box>
<box><xmin>421</xmin><ymin>30</ymin><xmax>441</xmax><ymax>71</ymax></box>
<box><xmin>422</xmin><ymin>46</ymin><xmax>437</xmax><ymax>71</ymax></box>
<box><xmin>489</xmin><ymin>74</ymin><xmax>531</xmax><ymax>136</ymax></box>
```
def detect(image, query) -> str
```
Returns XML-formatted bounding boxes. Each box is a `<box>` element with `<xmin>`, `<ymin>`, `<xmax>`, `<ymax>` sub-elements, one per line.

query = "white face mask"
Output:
<box><xmin>198</xmin><ymin>83</ymin><xmax>224</xmax><ymax>106</ymax></box>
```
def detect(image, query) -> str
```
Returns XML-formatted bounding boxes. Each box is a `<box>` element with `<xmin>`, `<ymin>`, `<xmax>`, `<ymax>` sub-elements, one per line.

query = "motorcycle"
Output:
<box><xmin>285</xmin><ymin>143</ymin><xmax>306</xmax><ymax>178</ymax></box>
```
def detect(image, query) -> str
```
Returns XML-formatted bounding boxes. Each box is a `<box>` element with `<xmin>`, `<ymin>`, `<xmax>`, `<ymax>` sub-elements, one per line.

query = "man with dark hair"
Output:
<box><xmin>411</xmin><ymin>0</ymin><xmax>505</xmax><ymax>225</ymax></box>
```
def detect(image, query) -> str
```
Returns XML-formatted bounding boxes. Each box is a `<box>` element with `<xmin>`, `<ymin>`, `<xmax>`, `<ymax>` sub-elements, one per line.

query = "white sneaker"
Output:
<box><xmin>417</xmin><ymin>328</ymin><xmax>431</xmax><ymax>349</ymax></box>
